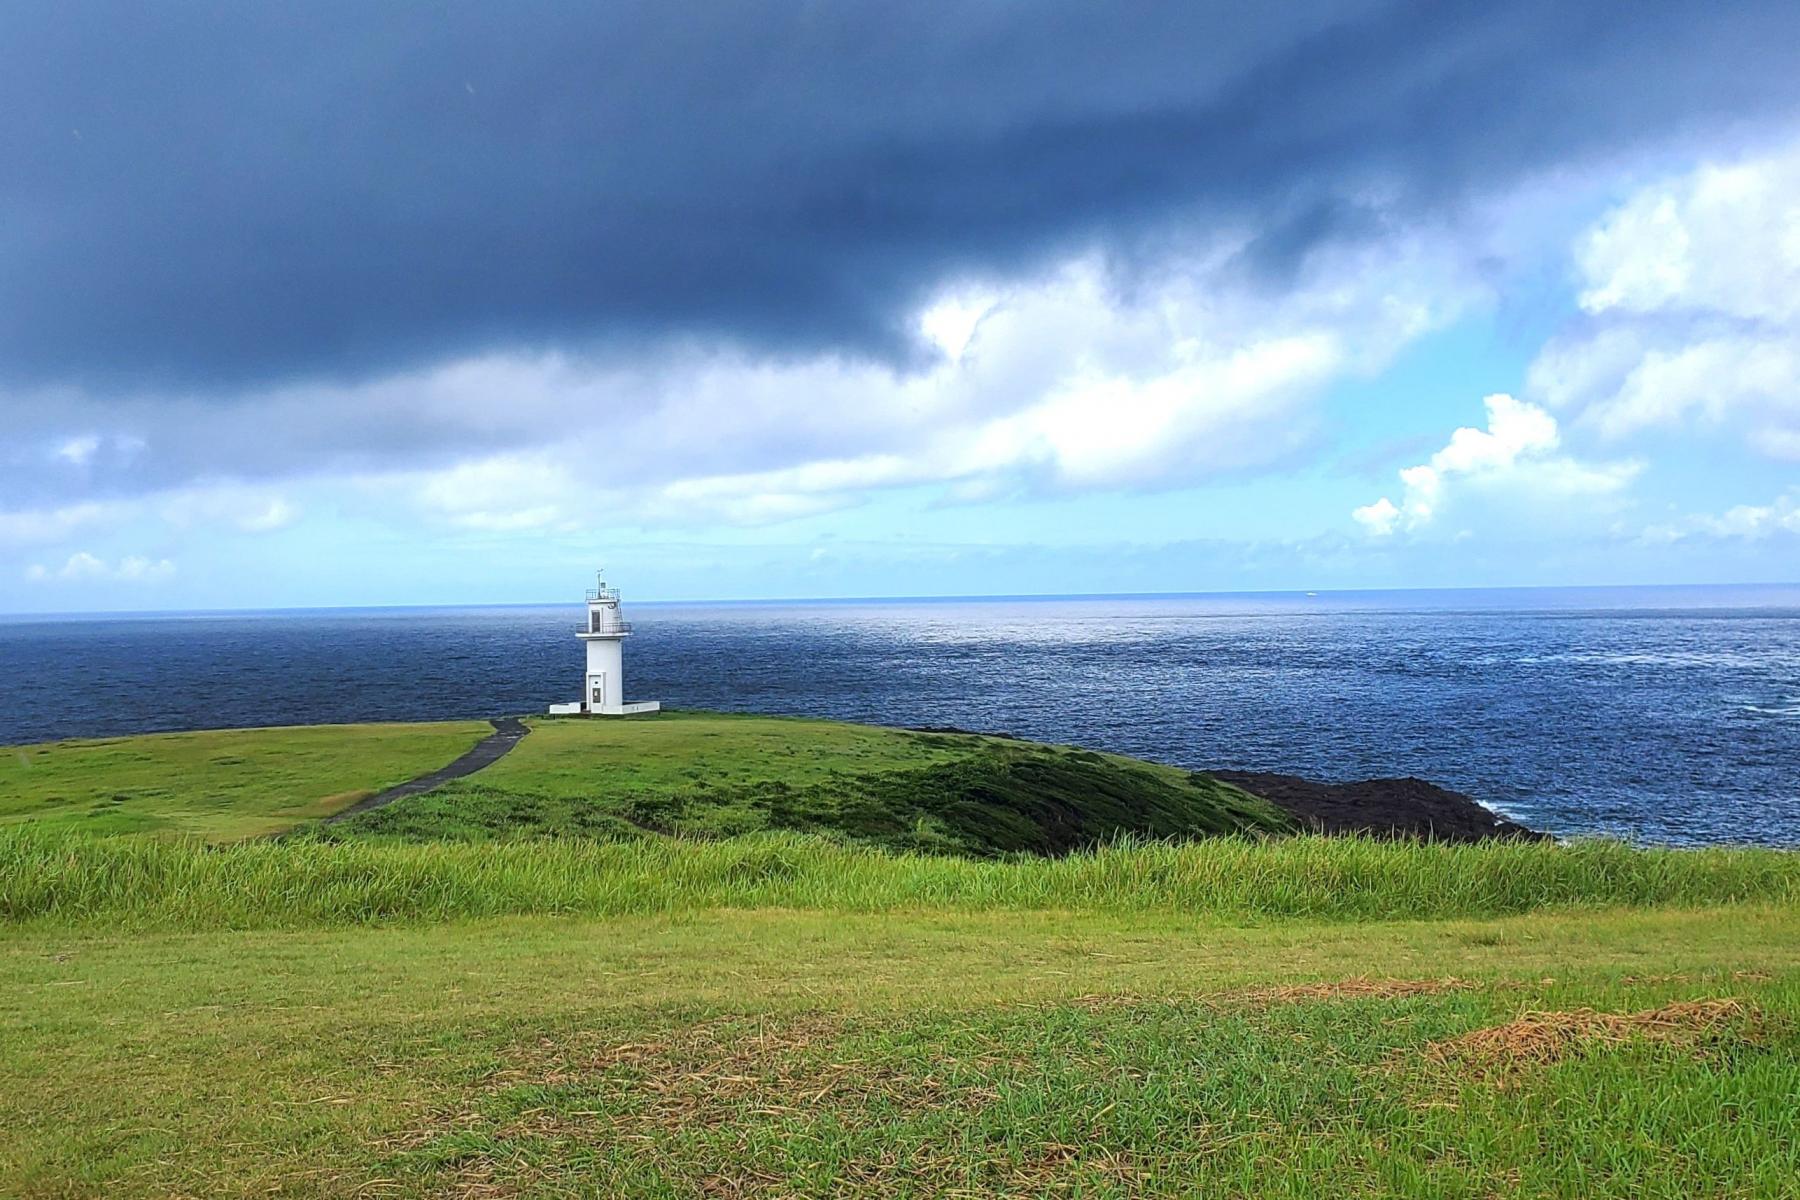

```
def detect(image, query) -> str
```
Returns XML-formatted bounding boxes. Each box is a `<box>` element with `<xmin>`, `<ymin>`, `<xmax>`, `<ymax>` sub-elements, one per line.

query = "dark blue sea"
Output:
<box><xmin>4</xmin><ymin>586</ymin><xmax>1798</xmax><ymax>846</ymax></box>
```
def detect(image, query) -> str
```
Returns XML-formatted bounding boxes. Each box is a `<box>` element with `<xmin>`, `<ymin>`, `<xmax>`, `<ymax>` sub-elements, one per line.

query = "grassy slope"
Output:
<box><xmin>0</xmin><ymin>722</ymin><xmax>491</xmax><ymax>839</ymax></box>
<box><xmin>4</xmin><ymin>903</ymin><xmax>1797</xmax><ymax>1198</ymax></box>
<box><xmin>336</xmin><ymin>711</ymin><xmax>1294</xmax><ymax>854</ymax></box>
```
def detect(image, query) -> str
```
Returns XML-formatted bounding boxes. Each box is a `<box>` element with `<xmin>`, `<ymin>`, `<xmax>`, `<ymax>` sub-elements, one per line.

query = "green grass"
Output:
<box><xmin>1</xmin><ymin>712</ymin><xmax>1292</xmax><ymax>852</ymax></box>
<box><xmin>0</xmin><ymin>722</ymin><xmax>492</xmax><ymax>839</ymax></box>
<box><xmin>4</xmin><ymin>903</ymin><xmax>1797</xmax><ymax>1197</ymax></box>
<box><xmin>478</xmin><ymin>711</ymin><xmax>969</xmax><ymax>795</ymax></box>
<box><xmin>6</xmin><ymin>713</ymin><xmax>1799</xmax><ymax>1196</ymax></box>
<box><xmin>336</xmin><ymin>712</ymin><xmax>1295</xmax><ymax>853</ymax></box>
<box><xmin>6</xmin><ymin>826</ymin><xmax>1799</xmax><ymax>929</ymax></box>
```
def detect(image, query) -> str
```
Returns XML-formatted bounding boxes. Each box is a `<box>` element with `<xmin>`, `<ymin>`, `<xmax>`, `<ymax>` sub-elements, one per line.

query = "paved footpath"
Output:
<box><xmin>322</xmin><ymin>716</ymin><xmax>529</xmax><ymax>825</ymax></box>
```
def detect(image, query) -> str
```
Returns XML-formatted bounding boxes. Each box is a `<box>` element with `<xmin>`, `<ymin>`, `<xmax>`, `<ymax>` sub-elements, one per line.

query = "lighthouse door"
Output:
<box><xmin>588</xmin><ymin>673</ymin><xmax>607</xmax><ymax>711</ymax></box>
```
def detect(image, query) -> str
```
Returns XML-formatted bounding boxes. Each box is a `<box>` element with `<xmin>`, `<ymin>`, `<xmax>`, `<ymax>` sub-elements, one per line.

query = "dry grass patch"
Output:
<box><xmin>1426</xmin><ymin>998</ymin><xmax>1764</xmax><ymax>1080</ymax></box>
<box><xmin>1001</xmin><ymin>1141</ymin><xmax>1149</xmax><ymax>1194</ymax></box>
<box><xmin>493</xmin><ymin>1014</ymin><xmax>996</xmax><ymax>1128</ymax></box>
<box><xmin>393</xmin><ymin>1014</ymin><xmax>1022</xmax><ymax>1197</ymax></box>
<box><xmin>1230</xmin><ymin>975</ymin><xmax>1478</xmax><ymax>1004</ymax></box>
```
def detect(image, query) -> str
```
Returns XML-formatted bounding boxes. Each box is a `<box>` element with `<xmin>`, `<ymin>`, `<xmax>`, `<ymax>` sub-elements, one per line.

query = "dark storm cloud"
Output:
<box><xmin>3</xmin><ymin>0</ymin><xmax>1800</xmax><ymax>391</ymax></box>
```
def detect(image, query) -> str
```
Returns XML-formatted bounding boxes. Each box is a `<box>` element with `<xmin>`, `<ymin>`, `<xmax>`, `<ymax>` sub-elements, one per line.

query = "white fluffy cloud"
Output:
<box><xmin>25</xmin><ymin>552</ymin><xmax>175</xmax><ymax>583</ymax></box>
<box><xmin>1576</xmin><ymin>156</ymin><xmax>1800</xmax><ymax>322</ymax></box>
<box><xmin>0</xmin><ymin>502</ymin><xmax>122</xmax><ymax>548</ymax></box>
<box><xmin>54</xmin><ymin>434</ymin><xmax>102</xmax><ymax>466</ymax></box>
<box><xmin>1531</xmin><ymin>141</ymin><xmax>1800</xmax><ymax>457</ymax></box>
<box><xmin>1641</xmin><ymin>491</ymin><xmax>1800</xmax><ymax>544</ymax></box>
<box><xmin>368</xmin><ymin>242</ymin><xmax>1478</xmax><ymax>530</ymax></box>
<box><xmin>157</xmin><ymin>486</ymin><xmax>301</xmax><ymax>534</ymax></box>
<box><xmin>0</xmin><ymin>484</ymin><xmax>300</xmax><ymax>550</ymax></box>
<box><xmin>1354</xmin><ymin>394</ymin><xmax>1640</xmax><ymax>537</ymax></box>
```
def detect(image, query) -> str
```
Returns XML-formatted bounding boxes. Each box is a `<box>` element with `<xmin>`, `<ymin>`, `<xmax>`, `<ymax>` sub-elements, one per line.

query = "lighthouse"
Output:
<box><xmin>547</xmin><ymin>572</ymin><xmax>661</xmax><ymax>716</ymax></box>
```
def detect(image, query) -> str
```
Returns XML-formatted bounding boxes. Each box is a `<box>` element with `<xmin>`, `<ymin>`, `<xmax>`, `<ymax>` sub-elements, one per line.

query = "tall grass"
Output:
<box><xmin>3</xmin><ymin>825</ymin><xmax>1796</xmax><ymax>930</ymax></box>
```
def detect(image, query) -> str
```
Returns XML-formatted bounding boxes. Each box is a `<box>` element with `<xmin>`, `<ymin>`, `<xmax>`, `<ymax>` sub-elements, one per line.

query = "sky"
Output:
<box><xmin>2</xmin><ymin>1</ymin><xmax>1798</xmax><ymax>612</ymax></box>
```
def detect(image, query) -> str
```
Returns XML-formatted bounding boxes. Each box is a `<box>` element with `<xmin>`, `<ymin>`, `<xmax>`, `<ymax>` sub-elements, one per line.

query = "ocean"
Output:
<box><xmin>3</xmin><ymin>585</ymin><xmax>1797</xmax><ymax>846</ymax></box>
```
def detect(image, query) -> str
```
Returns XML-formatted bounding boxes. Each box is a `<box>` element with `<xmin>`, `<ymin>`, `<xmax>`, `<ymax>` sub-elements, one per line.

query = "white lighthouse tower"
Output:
<box><xmin>548</xmin><ymin>571</ymin><xmax>661</xmax><ymax>716</ymax></box>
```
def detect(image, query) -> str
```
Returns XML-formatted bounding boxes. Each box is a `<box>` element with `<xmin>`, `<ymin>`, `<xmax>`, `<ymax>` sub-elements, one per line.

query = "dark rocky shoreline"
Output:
<box><xmin>1209</xmin><ymin>771</ymin><xmax>1548</xmax><ymax>843</ymax></box>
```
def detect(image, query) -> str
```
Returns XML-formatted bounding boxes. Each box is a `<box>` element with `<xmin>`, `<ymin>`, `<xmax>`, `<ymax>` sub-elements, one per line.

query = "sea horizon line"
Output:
<box><xmin>5</xmin><ymin>579</ymin><xmax>1799</xmax><ymax>623</ymax></box>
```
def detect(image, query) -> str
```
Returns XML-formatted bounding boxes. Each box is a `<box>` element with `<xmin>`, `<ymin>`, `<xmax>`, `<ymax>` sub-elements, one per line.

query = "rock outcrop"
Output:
<box><xmin>1207</xmin><ymin>771</ymin><xmax>1547</xmax><ymax>842</ymax></box>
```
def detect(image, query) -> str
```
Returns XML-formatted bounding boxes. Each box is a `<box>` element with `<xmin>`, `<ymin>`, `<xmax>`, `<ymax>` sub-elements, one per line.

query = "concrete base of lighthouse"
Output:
<box><xmin>548</xmin><ymin>700</ymin><xmax>661</xmax><ymax>716</ymax></box>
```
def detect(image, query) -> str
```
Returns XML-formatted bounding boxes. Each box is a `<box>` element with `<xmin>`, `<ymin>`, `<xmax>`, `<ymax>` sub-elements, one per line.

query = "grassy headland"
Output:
<box><xmin>5</xmin><ymin>711</ymin><xmax>1295</xmax><ymax>853</ymax></box>
<box><xmin>2</xmin><ymin>711</ymin><xmax>1797</xmax><ymax>1197</ymax></box>
<box><xmin>331</xmin><ymin>712</ymin><xmax>1295</xmax><ymax>853</ymax></box>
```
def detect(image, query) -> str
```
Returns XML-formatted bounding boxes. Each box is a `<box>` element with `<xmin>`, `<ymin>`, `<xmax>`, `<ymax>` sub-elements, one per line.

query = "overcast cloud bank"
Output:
<box><xmin>4</xmin><ymin>1</ymin><xmax>1800</xmax><ymax>607</ymax></box>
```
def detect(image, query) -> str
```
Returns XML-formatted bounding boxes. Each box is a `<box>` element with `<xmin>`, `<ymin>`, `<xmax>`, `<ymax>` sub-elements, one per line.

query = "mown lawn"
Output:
<box><xmin>0</xmin><ymin>722</ymin><xmax>491</xmax><ymax>839</ymax></box>
<box><xmin>3</xmin><ymin>903</ymin><xmax>1797</xmax><ymax>1197</ymax></box>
